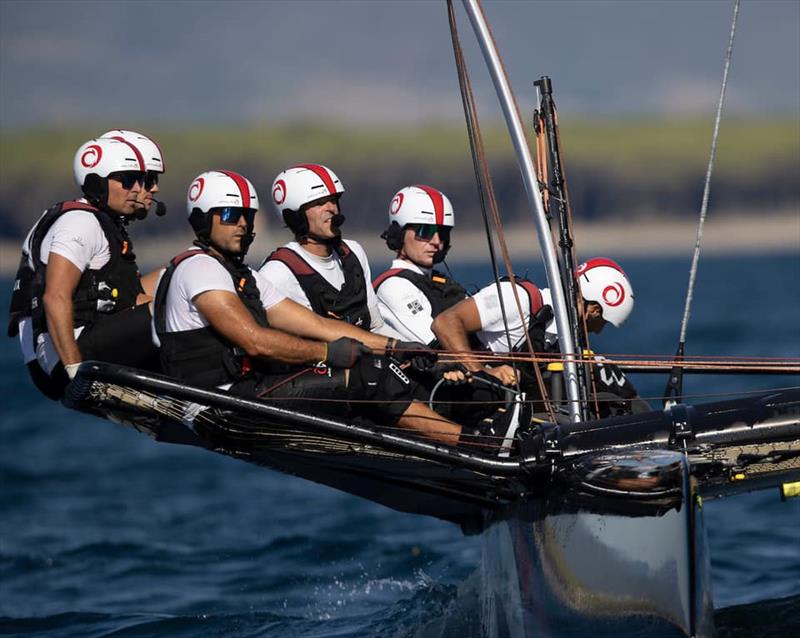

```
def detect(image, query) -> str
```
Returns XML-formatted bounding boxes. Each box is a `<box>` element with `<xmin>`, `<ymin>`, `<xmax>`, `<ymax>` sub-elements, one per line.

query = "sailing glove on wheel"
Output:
<box><xmin>324</xmin><ymin>338</ymin><xmax>372</xmax><ymax>368</ymax></box>
<box><xmin>385</xmin><ymin>338</ymin><xmax>438</xmax><ymax>371</ymax></box>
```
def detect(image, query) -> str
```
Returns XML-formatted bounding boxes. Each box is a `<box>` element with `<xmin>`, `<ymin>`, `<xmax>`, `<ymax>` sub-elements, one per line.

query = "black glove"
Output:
<box><xmin>325</xmin><ymin>337</ymin><xmax>372</xmax><ymax>368</ymax></box>
<box><xmin>385</xmin><ymin>339</ymin><xmax>438</xmax><ymax>371</ymax></box>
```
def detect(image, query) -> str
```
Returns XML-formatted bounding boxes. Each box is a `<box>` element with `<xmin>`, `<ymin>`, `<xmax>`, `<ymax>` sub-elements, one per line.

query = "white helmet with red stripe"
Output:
<box><xmin>388</xmin><ymin>185</ymin><xmax>455</xmax><ymax>228</ymax></box>
<box><xmin>271</xmin><ymin>163</ymin><xmax>344</xmax><ymax>216</ymax></box>
<box><xmin>186</xmin><ymin>169</ymin><xmax>258</xmax><ymax>216</ymax></box>
<box><xmin>73</xmin><ymin>137</ymin><xmax>148</xmax><ymax>187</ymax></box>
<box><xmin>100</xmin><ymin>129</ymin><xmax>165</xmax><ymax>173</ymax></box>
<box><xmin>576</xmin><ymin>257</ymin><xmax>634</xmax><ymax>327</ymax></box>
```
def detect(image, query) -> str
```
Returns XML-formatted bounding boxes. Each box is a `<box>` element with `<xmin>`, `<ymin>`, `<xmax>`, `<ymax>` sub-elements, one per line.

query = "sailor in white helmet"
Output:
<box><xmin>432</xmin><ymin>258</ymin><xmax>647</xmax><ymax>417</ymax></box>
<box><xmin>153</xmin><ymin>170</ymin><xmax>469</xmax><ymax>447</ymax></box>
<box><xmin>373</xmin><ymin>185</ymin><xmax>531</xmax><ymax>434</ymax></box>
<box><xmin>373</xmin><ymin>185</ymin><xmax>467</xmax><ymax>345</ymax></box>
<box><xmin>99</xmin><ymin>129</ymin><xmax>167</xmax><ymax>296</ymax></box>
<box><xmin>259</xmin><ymin>164</ymin><xmax>398</xmax><ymax>336</ymax></box>
<box><xmin>7</xmin><ymin>133</ymin><xmax>167</xmax><ymax>400</ymax></box>
<box><xmin>100</xmin><ymin>129</ymin><xmax>166</xmax><ymax>221</ymax></box>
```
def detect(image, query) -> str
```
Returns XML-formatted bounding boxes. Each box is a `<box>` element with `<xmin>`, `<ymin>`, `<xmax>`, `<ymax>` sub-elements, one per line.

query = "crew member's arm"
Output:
<box><xmin>432</xmin><ymin>297</ymin><xmax>517</xmax><ymax>386</ymax></box>
<box><xmin>42</xmin><ymin>253</ymin><xmax>83</xmax><ymax>366</ymax></box>
<box><xmin>432</xmin><ymin>298</ymin><xmax>483</xmax><ymax>372</ymax></box>
<box><xmin>266</xmin><ymin>297</ymin><xmax>389</xmax><ymax>352</ymax></box>
<box><xmin>194</xmin><ymin>290</ymin><xmax>327</xmax><ymax>364</ymax></box>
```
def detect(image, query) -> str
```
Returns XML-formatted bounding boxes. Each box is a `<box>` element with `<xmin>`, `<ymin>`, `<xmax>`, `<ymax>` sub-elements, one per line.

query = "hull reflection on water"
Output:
<box><xmin>478</xmin><ymin>450</ymin><xmax>715</xmax><ymax>638</ymax></box>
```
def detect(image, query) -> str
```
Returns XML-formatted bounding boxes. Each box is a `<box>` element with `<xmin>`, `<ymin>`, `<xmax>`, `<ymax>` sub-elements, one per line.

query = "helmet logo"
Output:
<box><xmin>273</xmin><ymin>179</ymin><xmax>287</xmax><ymax>205</ymax></box>
<box><xmin>602</xmin><ymin>283</ymin><xmax>625</xmax><ymax>307</ymax></box>
<box><xmin>188</xmin><ymin>177</ymin><xmax>205</xmax><ymax>202</ymax></box>
<box><xmin>80</xmin><ymin>145</ymin><xmax>103</xmax><ymax>168</ymax></box>
<box><xmin>390</xmin><ymin>193</ymin><xmax>404</xmax><ymax>215</ymax></box>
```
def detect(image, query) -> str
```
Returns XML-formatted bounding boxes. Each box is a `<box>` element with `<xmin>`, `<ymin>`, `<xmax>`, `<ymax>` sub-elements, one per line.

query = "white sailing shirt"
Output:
<box><xmin>154</xmin><ymin>252</ymin><xmax>285</xmax><ymax>339</ymax></box>
<box><xmin>17</xmin><ymin>203</ymin><xmax>111</xmax><ymax>371</ymax></box>
<box><xmin>258</xmin><ymin>239</ymin><xmax>400</xmax><ymax>337</ymax></box>
<box><xmin>472</xmin><ymin>280</ymin><xmax>558</xmax><ymax>354</ymax></box>
<box><xmin>375</xmin><ymin>259</ymin><xmax>440</xmax><ymax>344</ymax></box>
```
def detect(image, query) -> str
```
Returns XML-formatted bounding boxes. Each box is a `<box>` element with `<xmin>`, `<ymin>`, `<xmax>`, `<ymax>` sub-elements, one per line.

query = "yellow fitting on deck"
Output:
<box><xmin>547</xmin><ymin>363</ymin><xmax>564</xmax><ymax>372</ymax></box>
<box><xmin>780</xmin><ymin>481</ymin><xmax>800</xmax><ymax>501</ymax></box>
<box><xmin>731</xmin><ymin>472</ymin><xmax>746</xmax><ymax>482</ymax></box>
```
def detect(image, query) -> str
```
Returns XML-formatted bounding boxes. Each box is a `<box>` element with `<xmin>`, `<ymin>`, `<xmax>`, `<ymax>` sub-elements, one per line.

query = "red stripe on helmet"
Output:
<box><xmin>111</xmin><ymin>137</ymin><xmax>146</xmax><ymax>171</ymax></box>
<box><xmin>575</xmin><ymin>257</ymin><xmax>626</xmax><ymax>279</ymax></box>
<box><xmin>294</xmin><ymin>164</ymin><xmax>337</xmax><ymax>196</ymax></box>
<box><xmin>219</xmin><ymin>170</ymin><xmax>251</xmax><ymax>209</ymax></box>
<box><xmin>414</xmin><ymin>185</ymin><xmax>444</xmax><ymax>225</ymax></box>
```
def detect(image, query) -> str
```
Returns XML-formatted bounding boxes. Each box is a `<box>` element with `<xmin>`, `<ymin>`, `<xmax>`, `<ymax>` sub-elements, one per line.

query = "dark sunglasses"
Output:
<box><xmin>409</xmin><ymin>224</ymin><xmax>450</xmax><ymax>243</ymax></box>
<box><xmin>109</xmin><ymin>171</ymin><xmax>146</xmax><ymax>190</ymax></box>
<box><xmin>213</xmin><ymin>207</ymin><xmax>257</xmax><ymax>226</ymax></box>
<box><xmin>144</xmin><ymin>171</ymin><xmax>159</xmax><ymax>191</ymax></box>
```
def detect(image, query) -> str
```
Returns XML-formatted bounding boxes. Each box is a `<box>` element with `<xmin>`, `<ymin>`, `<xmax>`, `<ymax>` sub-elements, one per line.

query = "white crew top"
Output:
<box><xmin>17</xmin><ymin>201</ymin><xmax>111</xmax><ymax>370</ymax></box>
<box><xmin>375</xmin><ymin>259</ymin><xmax>457</xmax><ymax>345</ymax></box>
<box><xmin>258</xmin><ymin>239</ymin><xmax>400</xmax><ymax>337</ymax></box>
<box><xmin>154</xmin><ymin>252</ymin><xmax>285</xmax><ymax>343</ymax></box>
<box><xmin>472</xmin><ymin>280</ymin><xmax>558</xmax><ymax>354</ymax></box>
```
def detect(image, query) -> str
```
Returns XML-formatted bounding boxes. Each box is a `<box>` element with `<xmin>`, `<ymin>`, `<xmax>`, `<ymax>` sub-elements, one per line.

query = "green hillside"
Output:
<box><xmin>1</xmin><ymin>118</ymin><xmax>797</xmax><ymax>238</ymax></box>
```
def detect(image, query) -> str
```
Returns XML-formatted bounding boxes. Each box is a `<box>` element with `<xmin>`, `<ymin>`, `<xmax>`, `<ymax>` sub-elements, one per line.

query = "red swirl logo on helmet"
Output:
<box><xmin>80</xmin><ymin>145</ymin><xmax>103</xmax><ymax>168</ymax></box>
<box><xmin>390</xmin><ymin>193</ymin><xmax>404</xmax><ymax>215</ymax></box>
<box><xmin>188</xmin><ymin>177</ymin><xmax>205</xmax><ymax>202</ymax></box>
<box><xmin>602</xmin><ymin>283</ymin><xmax>626</xmax><ymax>307</ymax></box>
<box><xmin>273</xmin><ymin>179</ymin><xmax>286</xmax><ymax>205</ymax></box>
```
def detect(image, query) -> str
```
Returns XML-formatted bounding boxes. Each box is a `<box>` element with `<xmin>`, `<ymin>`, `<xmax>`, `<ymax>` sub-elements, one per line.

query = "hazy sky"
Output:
<box><xmin>1</xmin><ymin>0</ymin><xmax>798</xmax><ymax>129</ymax></box>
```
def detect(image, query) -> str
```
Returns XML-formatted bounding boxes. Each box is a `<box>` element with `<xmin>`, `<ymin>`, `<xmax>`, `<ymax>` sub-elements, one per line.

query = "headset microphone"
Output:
<box><xmin>153</xmin><ymin>200</ymin><xmax>167</xmax><ymax>217</ymax></box>
<box><xmin>330</xmin><ymin>213</ymin><xmax>346</xmax><ymax>228</ymax></box>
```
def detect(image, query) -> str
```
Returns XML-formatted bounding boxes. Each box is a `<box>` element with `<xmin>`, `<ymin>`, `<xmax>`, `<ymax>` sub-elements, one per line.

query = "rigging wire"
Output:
<box><xmin>446</xmin><ymin>0</ymin><xmax>557</xmax><ymax>421</ymax></box>
<box><xmin>665</xmin><ymin>0</ymin><xmax>741</xmax><ymax>404</ymax></box>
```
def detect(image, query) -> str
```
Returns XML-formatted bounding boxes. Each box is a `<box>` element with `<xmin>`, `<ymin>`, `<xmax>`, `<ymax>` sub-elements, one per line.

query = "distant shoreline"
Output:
<box><xmin>1</xmin><ymin>211</ymin><xmax>797</xmax><ymax>275</ymax></box>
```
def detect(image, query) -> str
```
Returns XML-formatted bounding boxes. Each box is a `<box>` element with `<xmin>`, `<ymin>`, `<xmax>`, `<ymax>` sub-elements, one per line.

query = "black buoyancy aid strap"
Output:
<box><xmin>373</xmin><ymin>267</ymin><xmax>467</xmax><ymax>318</ymax></box>
<box><xmin>267</xmin><ymin>244</ymin><xmax>370</xmax><ymax>326</ymax></box>
<box><xmin>67</xmin><ymin>210</ymin><xmax>142</xmax><ymax>331</ymax></box>
<box><xmin>152</xmin><ymin>248</ymin><xmax>208</xmax><ymax>337</ymax></box>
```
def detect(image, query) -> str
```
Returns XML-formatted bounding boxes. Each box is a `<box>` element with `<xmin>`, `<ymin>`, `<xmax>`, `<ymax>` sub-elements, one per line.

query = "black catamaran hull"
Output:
<box><xmin>65</xmin><ymin>362</ymin><xmax>799</xmax><ymax>637</ymax></box>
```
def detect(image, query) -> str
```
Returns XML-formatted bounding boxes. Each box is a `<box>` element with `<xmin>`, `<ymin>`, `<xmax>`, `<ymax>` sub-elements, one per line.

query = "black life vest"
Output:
<box><xmin>264</xmin><ymin>243</ymin><xmax>371</xmax><ymax>328</ymax></box>
<box><xmin>372</xmin><ymin>267</ymin><xmax>466</xmax><ymax>318</ymax></box>
<box><xmin>153</xmin><ymin>245</ymin><xmax>271</xmax><ymax>389</ymax></box>
<box><xmin>7</xmin><ymin>201</ymin><xmax>143</xmax><ymax>339</ymax></box>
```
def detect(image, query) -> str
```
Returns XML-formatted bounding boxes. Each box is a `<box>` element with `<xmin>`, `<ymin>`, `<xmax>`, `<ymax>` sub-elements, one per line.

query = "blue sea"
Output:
<box><xmin>1</xmin><ymin>253</ymin><xmax>799</xmax><ymax>637</ymax></box>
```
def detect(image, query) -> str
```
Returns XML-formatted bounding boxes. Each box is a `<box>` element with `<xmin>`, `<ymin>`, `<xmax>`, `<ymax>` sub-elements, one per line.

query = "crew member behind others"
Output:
<box><xmin>154</xmin><ymin>170</ymin><xmax>471</xmax><ymax>446</ymax></box>
<box><xmin>432</xmin><ymin>259</ymin><xmax>649</xmax><ymax>417</ymax></box>
<box><xmin>259</xmin><ymin>163</ymin><xmax>400</xmax><ymax>336</ymax></box>
<box><xmin>7</xmin><ymin>133</ymin><xmax>166</xmax><ymax>399</ymax></box>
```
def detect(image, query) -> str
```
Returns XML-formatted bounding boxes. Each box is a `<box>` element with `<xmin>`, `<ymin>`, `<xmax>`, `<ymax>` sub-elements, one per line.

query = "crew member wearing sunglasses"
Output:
<box><xmin>374</xmin><ymin>185</ymin><xmax>465</xmax><ymax>347</ymax></box>
<box><xmin>373</xmin><ymin>185</ymin><xmax>538</xmax><ymax>444</ymax></box>
<box><xmin>9</xmin><ymin>133</ymin><xmax>167</xmax><ymax>400</ymax></box>
<box><xmin>153</xmin><ymin>170</ymin><xmax>471</xmax><ymax>448</ymax></box>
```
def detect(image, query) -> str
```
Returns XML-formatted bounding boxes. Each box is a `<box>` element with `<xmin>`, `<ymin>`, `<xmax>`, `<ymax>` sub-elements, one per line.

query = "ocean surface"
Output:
<box><xmin>1</xmin><ymin>253</ymin><xmax>799</xmax><ymax>637</ymax></box>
